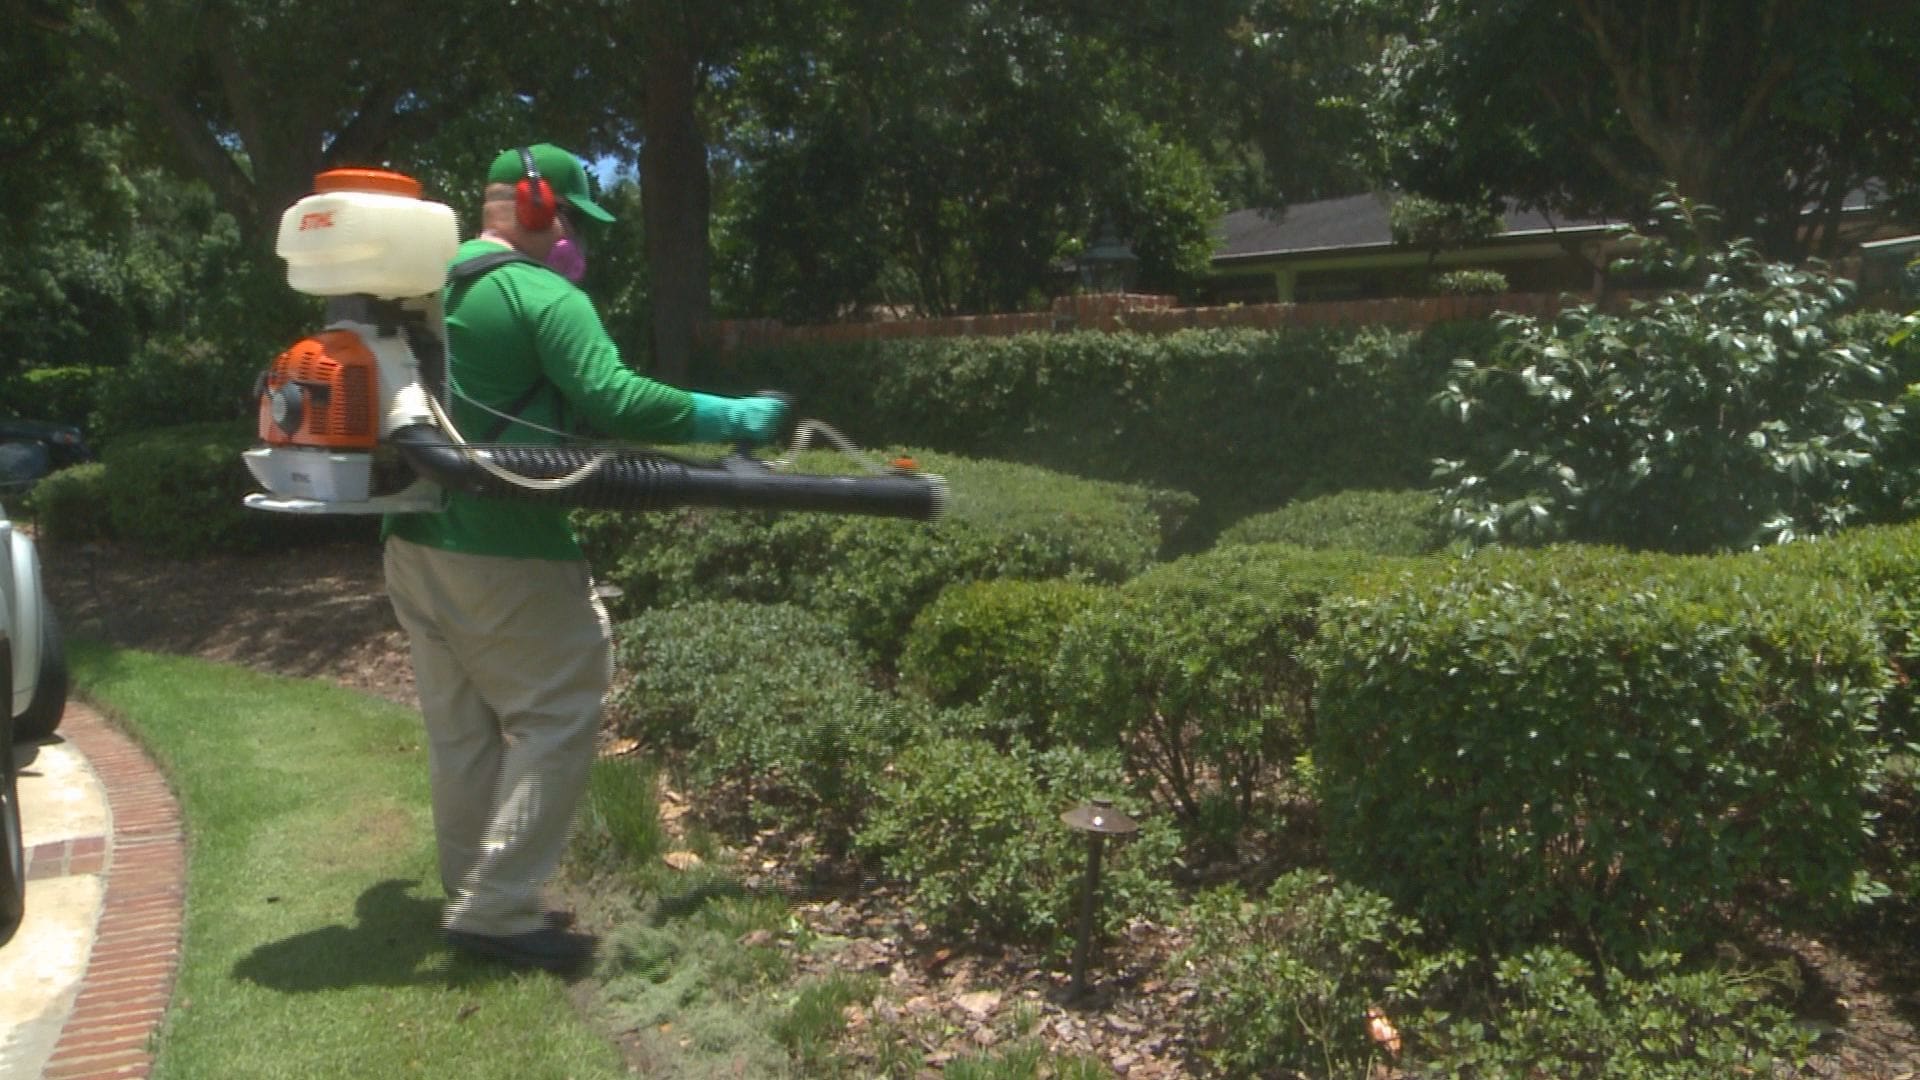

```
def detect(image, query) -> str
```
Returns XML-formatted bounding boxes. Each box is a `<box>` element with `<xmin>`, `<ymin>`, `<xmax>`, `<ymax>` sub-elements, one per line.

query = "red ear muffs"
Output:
<box><xmin>514</xmin><ymin>146</ymin><xmax>557</xmax><ymax>231</ymax></box>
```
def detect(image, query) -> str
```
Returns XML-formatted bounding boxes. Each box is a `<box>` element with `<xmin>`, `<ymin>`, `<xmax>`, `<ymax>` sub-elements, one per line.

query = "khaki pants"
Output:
<box><xmin>383</xmin><ymin>537</ymin><xmax>612</xmax><ymax>937</ymax></box>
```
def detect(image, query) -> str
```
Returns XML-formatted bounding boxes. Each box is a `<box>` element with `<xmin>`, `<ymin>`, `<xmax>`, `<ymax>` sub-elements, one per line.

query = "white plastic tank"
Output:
<box><xmin>276</xmin><ymin>169</ymin><xmax>460</xmax><ymax>299</ymax></box>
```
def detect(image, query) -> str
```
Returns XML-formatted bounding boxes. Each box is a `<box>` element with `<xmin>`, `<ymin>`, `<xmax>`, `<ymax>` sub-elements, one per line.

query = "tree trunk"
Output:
<box><xmin>640</xmin><ymin>14</ymin><xmax>709</xmax><ymax>387</ymax></box>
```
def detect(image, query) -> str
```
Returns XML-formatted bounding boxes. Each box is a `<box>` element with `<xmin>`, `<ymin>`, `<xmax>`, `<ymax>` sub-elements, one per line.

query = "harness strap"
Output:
<box><xmin>446</xmin><ymin>251</ymin><xmax>557</xmax><ymax>441</ymax></box>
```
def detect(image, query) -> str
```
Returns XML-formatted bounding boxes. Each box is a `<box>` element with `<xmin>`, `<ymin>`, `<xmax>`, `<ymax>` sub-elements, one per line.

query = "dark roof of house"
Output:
<box><xmin>1214</xmin><ymin>194</ymin><xmax>1615</xmax><ymax>262</ymax></box>
<box><xmin>1215</xmin><ymin>186</ymin><xmax>1895</xmax><ymax>263</ymax></box>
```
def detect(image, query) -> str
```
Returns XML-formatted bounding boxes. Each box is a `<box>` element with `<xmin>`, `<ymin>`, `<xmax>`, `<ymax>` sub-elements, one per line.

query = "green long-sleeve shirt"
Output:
<box><xmin>383</xmin><ymin>239</ymin><xmax>697</xmax><ymax>560</ymax></box>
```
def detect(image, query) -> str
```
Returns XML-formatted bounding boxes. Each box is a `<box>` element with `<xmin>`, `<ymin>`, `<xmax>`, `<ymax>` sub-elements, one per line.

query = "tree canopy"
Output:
<box><xmin>2</xmin><ymin>0</ymin><xmax>1915</xmax><ymax>413</ymax></box>
<box><xmin>1367</xmin><ymin>0</ymin><xmax>1920</xmax><ymax>256</ymax></box>
<box><xmin>715</xmin><ymin>0</ymin><xmax>1231</xmax><ymax>319</ymax></box>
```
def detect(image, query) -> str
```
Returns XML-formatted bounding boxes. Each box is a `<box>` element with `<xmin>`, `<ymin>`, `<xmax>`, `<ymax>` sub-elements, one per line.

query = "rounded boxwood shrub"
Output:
<box><xmin>27</xmin><ymin>461</ymin><xmax>114</xmax><ymax>544</ymax></box>
<box><xmin>97</xmin><ymin>420</ymin><xmax>377</xmax><ymax>555</ymax></box>
<box><xmin>1308</xmin><ymin>545</ymin><xmax>1890</xmax><ymax>964</ymax></box>
<box><xmin>1048</xmin><ymin>543</ymin><xmax>1389</xmax><ymax>839</ymax></box>
<box><xmin>1217</xmin><ymin>488</ymin><xmax>1449</xmax><ymax>557</ymax></box>
<box><xmin>610</xmin><ymin>600</ymin><xmax>943</xmax><ymax>847</ymax></box>
<box><xmin>102</xmin><ymin>420</ymin><xmax>264</xmax><ymax>555</ymax></box>
<box><xmin>899</xmin><ymin>577</ymin><xmax>1108</xmax><ymax>743</ymax></box>
<box><xmin>853</xmin><ymin>737</ymin><xmax>1179</xmax><ymax>948</ymax></box>
<box><xmin>1746</xmin><ymin>520</ymin><xmax>1920</xmax><ymax>752</ymax></box>
<box><xmin>607</xmin><ymin>600</ymin><xmax>860</xmax><ymax>739</ymax></box>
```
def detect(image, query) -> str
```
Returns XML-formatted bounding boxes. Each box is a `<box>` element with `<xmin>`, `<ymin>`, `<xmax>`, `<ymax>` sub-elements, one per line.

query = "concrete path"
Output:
<box><xmin>1</xmin><ymin>704</ymin><xmax>184</xmax><ymax>1080</ymax></box>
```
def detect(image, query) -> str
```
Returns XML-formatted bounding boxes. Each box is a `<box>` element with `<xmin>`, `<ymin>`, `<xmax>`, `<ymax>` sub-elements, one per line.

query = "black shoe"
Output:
<box><xmin>445</xmin><ymin>926</ymin><xmax>598</xmax><ymax>975</ymax></box>
<box><xmin>441</xmin><ymin>890</ymin><xmax>574</xmax><ymax>930</ymax></box>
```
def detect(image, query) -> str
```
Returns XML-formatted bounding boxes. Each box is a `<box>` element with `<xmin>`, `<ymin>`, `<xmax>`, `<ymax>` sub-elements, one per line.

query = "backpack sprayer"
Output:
<box><xmin>242</xmin><ymin>168</ymin><xmax>946</xmax><ymax>521</ymax></box>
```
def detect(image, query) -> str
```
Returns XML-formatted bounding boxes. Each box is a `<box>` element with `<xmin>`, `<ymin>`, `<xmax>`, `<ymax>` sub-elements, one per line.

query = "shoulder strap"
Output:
<box><xmin>446</xmin><ymin>249</ymin><xmax>557</xmax><ymax>441</ymax></box>
<box><xmin>448</xmin><ymin>249</ymin><xmax>542</xmax><ymax>281</ymax></box>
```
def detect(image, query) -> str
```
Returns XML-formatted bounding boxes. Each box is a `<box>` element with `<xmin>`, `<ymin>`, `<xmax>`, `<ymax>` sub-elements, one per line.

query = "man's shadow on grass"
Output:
<box><xmin>232</xmin><ymin>878</ymin><xmax>509</xmax><ymax>991</ymax></box>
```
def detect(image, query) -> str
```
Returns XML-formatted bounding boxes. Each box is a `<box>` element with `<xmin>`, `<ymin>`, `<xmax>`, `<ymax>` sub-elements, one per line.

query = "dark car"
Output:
<box><xmin>0</xmin><ymin>419</ymin><xmax>93</xmax><ymax>496</ymax></box>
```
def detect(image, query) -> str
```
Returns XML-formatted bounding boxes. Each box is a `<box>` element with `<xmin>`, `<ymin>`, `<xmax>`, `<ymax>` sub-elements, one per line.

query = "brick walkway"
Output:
<box><xmin>35</xmin><ymin>704</ymin><xmax>185</xmax><ymax>1080</ymax></box>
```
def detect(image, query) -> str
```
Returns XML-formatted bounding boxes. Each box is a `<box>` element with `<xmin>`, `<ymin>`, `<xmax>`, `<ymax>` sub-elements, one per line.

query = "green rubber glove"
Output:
<box><xmin>688</xmin><ymin>392</ymin><xmax>789</xmax><ymax>447</ymax></box>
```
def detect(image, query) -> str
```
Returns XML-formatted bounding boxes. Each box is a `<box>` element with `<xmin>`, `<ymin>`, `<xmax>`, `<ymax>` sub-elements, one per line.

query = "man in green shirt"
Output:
<box><xmin>383</xmin><ymin>143</ymin><xmax>785</xmax><ymax>974</ymax></box>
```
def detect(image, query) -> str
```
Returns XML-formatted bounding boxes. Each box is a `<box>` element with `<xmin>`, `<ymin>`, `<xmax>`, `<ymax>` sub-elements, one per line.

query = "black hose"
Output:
<box><xmin>390</xmin><ymin>424</ymin><xmax>946</xmax><ymax>521</ymax></box>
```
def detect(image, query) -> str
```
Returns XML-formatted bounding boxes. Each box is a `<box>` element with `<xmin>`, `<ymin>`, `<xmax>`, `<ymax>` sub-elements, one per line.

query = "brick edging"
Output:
<box><xmin>40</xmin><ymin>703</ymin><xmax>186</xmax><ymax>1080</ymax></box>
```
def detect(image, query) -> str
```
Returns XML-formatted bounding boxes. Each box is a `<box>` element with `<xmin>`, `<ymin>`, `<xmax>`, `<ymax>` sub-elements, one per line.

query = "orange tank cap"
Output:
<box><xmin>313</xmin><ymin>168</ymin><xmax>422</xmax><ymax>198</ymax></box>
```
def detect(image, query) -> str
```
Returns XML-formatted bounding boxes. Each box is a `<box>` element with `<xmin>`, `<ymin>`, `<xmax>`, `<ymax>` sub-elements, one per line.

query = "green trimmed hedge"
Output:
<box><xmin>577</xmin><ymin>448</ymin><xmax>1191</xmax><ymax>667</ymax></box>
<box><xmin>101</xmin><ymin>421</ymin><xmax>263</xmax><ymax>555</ymax></box>
<box><xmin>607</xmin><ymin>600</ymin><xmax>951</xmax><ymax>847</ymax></box>
<box><xmin>1048</xmin><ymin>543</ymin><xmax>1391</xmax><ymax>839</ymax></box>
<box><xmin>899</xmin><ymin>577</ymin><xmax>1107</xmax><ymax>744</ymax></box>
<box><xmin>1746</xmin><ymin>521</ymin><xmax>1920</xmax><ymax>751</ymax></box>
<box><xmin>2</xmin><ymin>365</ymin><xmax>104</xmax><ymax>432</ymax></box>
<box><xmin>98</xmin><ymin>420</ymin><xmax>376</xmax><ymax>555</ymax></box>
<box><xmin>27</xmin><ymin>462</ymin><xmax>113</xmax><ymax>544</ymax></box>
<box><xmin>1308</xmin><ymin>545</ymin><xmax>1890</xmax><ymax>963</ymax></box>
<box><xmin>99</xmin><ymin>418</ymin><xmax>257</xmax><ymax>549</ymax></box>
<box><xmin>1217</xmin><ymin>488</ymin><xmax>1450</xmax><ymax>556</ymax></box>
<box><xmin>709</xmin><ymin>323</ymin><xmax>1493</xmax><ymax>540</ymax></box>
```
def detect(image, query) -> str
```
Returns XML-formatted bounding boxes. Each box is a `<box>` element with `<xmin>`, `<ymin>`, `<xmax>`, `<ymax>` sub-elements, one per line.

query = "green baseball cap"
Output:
<box><xmin>487</xmin><ymin>143</ymin><xmax>615</xmax><ymax>224</ymax></box>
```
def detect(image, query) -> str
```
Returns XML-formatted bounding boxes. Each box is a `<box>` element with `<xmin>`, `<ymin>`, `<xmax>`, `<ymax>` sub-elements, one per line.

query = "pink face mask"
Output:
<box><xmin>545</xmin><ymin>237</ymin><xmax>587</xmax><ymax>283</ymax></box>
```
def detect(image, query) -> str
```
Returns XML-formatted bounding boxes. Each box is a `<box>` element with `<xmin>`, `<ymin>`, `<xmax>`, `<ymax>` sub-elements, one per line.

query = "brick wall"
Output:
<box><xmin>696</xmin><ymin>290</ymin><xmax>1591</xmax><ymax>356</ymax></box>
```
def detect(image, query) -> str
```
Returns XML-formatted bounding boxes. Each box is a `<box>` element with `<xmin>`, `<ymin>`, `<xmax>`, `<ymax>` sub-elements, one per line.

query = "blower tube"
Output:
<box><xmin>390</xmin><ymin>424</ymin><xmax>947</xmax><ymax>521</ymax></box>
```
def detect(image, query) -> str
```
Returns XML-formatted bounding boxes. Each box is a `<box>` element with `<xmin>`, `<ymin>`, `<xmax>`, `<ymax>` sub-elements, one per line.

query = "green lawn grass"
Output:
<box><xmin>71</xmin><ymin>640</ymin><xmax>1127</xmax><ymax>1079</ymax></box>
<box><xmin>70</xmin><ymin>641</ymin><xmax>629</xmax><ymax>1080</ymax></box>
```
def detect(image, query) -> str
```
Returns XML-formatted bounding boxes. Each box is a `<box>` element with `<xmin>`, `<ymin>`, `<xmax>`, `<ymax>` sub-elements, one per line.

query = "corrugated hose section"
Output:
<box><xmin>390</xmin><ymin>424</ymin><xmax>946</xmax><ymax>521</ymax></box>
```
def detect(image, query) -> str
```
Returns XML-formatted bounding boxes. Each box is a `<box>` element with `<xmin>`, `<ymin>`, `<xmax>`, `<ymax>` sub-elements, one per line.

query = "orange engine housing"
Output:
<box><xmin>257</xmin><ymin>329</ymin><xmax>380</xmax><ymax>449</ymax></box>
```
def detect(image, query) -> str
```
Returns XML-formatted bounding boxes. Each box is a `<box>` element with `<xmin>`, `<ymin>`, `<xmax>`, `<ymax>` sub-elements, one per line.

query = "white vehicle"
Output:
<box><xmin>2</xmin><ymin>498</ymin><xmax>69</xmax><ymax>942</ymax></box>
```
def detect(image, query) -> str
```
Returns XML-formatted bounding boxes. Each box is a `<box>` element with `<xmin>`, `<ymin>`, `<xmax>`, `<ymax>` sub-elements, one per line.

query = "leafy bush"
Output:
<box><xmin>608</xmin><ymin>600</ymin><xmax>941</xmax><ymax>846</ymax></box>
<box><xmin>854</xmin><ymin>737</ymin><xmax>1179</xmax><ymax>947</ymax></box>
<box><xmin>1217</xmin><ymin>488</ymin><xmax>1449</xmax><ymax>556</ymax></box>
<box><xmin>1434</xmin><ymin>199</ymin><xmax>1920</xmax><ymax>553</ymax></box>
<box><xmin>27</xmin><ymin>461</ymin><xmax>113</xmax><ymax>544</ymax></box>
<box><xmin>1178</xmin><ymin>871</ymin><xmax>1428</xmax><ymax>1080</ymax></box>
<box><xmin>1178</xmin><ymin>873</ymin><xmax>1815</xmax><ymax>1080</ymax></box>
<box><xmin>1049</xmin><ymin>543</ymin><xmax>1386</xmax><ymax>839</ymax></box>
<box><xmin>899</xmin><ymin>577</ymin><xmax>1108</xmax><ymax>742</ymax></box>
<box><xmin>579</xmin><ymin>448</ymin><xmax>1188</xmax><ymax>667</ymax></box>
<box><xmin>1308</xmin><ymin>545</ymin><xmax>1890</xmax><ymax>964</ymax></box>
<box><xmin>1412</xmin><ymin>947</ymin><xmax>1814</xmax><ymax>1078</ymax></box>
